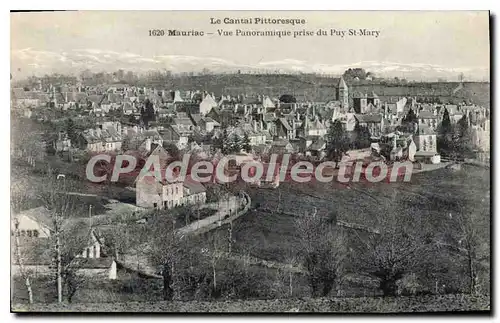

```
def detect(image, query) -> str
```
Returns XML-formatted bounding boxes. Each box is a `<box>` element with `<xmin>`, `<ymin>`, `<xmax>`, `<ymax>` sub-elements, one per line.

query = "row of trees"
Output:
<box><xmin>135</xmin><ymin>182</ymin><xmax>488</xmax><ymax>301</ymax></box>
<box><xmin>12</xmin><ymin>163</ymin><xmax>488</xmax><ymax>302</ymax></box>
<box><xmin>438</xmin><ymin>108</ymin><xmax>475</xmax><ymax>158</ymax></box>
<box><xmin>324</xmin><ymin>107</ymin><xmax>477</xmax><ymax>163</ymax></box>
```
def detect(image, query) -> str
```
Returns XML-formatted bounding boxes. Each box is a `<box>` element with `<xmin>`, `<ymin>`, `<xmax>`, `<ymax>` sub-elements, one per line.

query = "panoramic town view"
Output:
<box><xmin>10</xmin><ymin>11</ymin><xmax>490</xmax><ymax>312</ymax></box>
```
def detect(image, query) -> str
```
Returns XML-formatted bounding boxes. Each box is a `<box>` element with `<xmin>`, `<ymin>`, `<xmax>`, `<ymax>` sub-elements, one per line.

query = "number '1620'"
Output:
<box><xmin>149</xmin><ymin>29</ymin><xmax>165</xmax><ymax>36</ymax></box>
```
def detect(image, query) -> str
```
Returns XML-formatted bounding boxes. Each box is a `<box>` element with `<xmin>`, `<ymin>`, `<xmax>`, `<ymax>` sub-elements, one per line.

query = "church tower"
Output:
<box><xmin>337</xmin><ymin>76</ymin><xmax>349</xmax><ymax>111</ymax></box>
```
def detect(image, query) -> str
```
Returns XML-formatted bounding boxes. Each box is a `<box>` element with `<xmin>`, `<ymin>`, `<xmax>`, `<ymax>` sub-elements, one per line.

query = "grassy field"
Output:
<box><xmin>12</xmin><ymin>294</ymin><xmax>490</xmax><ymax>313</ymax></box>
<box><xmin>11</xmin><ymin>162</ymin><xmax>490</xmax><ymax>303</ymax></box>
<box><xmin>228</xmin><ymin>164</ymin><xmax>490</xmax><ymax>264</ymax></box>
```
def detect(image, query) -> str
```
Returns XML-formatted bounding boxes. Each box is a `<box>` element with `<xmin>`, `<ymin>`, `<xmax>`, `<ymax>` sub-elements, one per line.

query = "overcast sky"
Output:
<box><xmin>10</xmin><ymin>11</ymin><xmax>490</xmax><ymax>80</ymax></box>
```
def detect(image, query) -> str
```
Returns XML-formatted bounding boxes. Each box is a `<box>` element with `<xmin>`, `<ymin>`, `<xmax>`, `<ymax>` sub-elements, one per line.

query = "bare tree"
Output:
<box><xmin>294</xmin><ymin>208</ymin><xmax>346</xmax><ymax>297</ymax></box>
<box><xmin>12</xmin><ymin>218</ymin><xmax>34</xmax><ymax>304</ymax></box>
<box><xmin>37</xmin><ymin>170</ymin><xmax>88</xmax><ymax>303</ymax></box>
<box><xmin>11</xmin><ymin>184</ymin><xmax>34</xmax><ymax>304</ymax></box>
<box><xmin>203</xmin><ymin>231</ymin><xmax>226</xmax><ymax>292</ymax></box>
<box><xmin>352</xmin><ymin>193</ymin><xmax>434</xmax><ymax>297</ymax></box>
<box><xmin>147</xmin><ymin>214</ymin><xmax>185</xmax><ymax>300</ymax></box>
<box><xmin>59</xmin><ymin>220</ymin><xmax>91</xmax><ymax>303</ymax></box>
<box><xmin>285</xmin><ymin>255</ymin><xmax>298</xmax><ymax>297</ymax></box>
<box><xmin>444</xmin><ymin>211</ymin><xmax>489</xmax><ymax>295</ymax></box>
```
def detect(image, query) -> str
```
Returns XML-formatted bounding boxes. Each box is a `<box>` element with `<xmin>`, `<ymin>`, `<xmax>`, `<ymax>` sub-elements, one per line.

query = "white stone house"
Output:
<box><xmin>136</xmin><ymin>175</ymin><xmax>206</xmax><ymax>210</ymax></box>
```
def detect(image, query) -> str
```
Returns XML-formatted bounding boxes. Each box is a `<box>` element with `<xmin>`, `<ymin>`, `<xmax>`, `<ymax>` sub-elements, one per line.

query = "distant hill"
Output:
<box><xmin>140</xmin><ymin>74</ymin><xmax>490</xmax><ymax>107</ymax></box>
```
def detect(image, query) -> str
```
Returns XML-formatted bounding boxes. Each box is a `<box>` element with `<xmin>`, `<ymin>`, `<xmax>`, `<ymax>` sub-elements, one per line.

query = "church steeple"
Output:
<box><xmin>337</xmin><ymin>76</ymin><xmax>349</xmax><ymax>111</ymax></box>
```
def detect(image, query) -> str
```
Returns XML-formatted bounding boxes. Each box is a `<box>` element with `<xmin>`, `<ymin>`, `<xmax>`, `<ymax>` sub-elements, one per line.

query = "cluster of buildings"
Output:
<box><xmin>11</xmin><ymin>206</ymin><xmax>117</xmax><ymax>280</ymax></box>
<box><xmin>11</xmin><ymin>76</ymin><xmax>491</xmax><ymax>205</ymax></box>
<box><xmin>10</xmin><ymin>74</ymin><xmax>491</xmax><ymax>287</ymax></box>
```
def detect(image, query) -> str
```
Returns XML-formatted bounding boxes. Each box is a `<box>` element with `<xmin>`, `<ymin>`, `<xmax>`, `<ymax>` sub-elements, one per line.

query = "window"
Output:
<box><xmin>176</xmin><ymin>187</ymin><xmax>178</xmax><ymax>194</ymax></box>
<box><xmin>153</xmin><ymin>203</ymin><xmax>158</xmax><ymax>208</ymax></box>
<box><xmin>33</xmin><ymin>230</ymin><xmax>39</xmax><ymax>238</ymax></box>
<box><xmin>27</xmin><ymin>230</ymin><xmax>32</xmax><ymax>237</ymax></box>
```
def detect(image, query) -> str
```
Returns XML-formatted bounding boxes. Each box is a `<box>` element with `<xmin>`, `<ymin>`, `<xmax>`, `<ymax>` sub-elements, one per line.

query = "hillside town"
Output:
<box><xmin>11</xmin><ymin>72</ymin><xmax>490</xmax><ymax>164</ymax></box>
<box><xmin>9</xmin><ymin>9</ymin><xmax>493</xmax><ymax>314</ymax></box>
<box><xmin>10</xmin><ymin>68</ymin><xmax>491</xmax><ymax>309</ymax></box>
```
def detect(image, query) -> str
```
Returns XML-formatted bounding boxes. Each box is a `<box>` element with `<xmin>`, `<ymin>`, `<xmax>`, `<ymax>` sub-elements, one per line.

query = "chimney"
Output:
<box><xmin>259</xmin><ymin>120</ymin><xmax>264</xmax><ymax>131</ymax></box>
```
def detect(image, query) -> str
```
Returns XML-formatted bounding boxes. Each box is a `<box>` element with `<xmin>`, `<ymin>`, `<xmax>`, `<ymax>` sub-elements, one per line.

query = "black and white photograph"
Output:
<box><xmin>9</xmin><ymin>10</ymin><xmax>491</xmax><ymax>313</ymax></box>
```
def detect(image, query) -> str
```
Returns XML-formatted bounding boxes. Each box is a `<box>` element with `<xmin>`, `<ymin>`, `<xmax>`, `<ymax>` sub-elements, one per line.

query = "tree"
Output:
<box><xmin>11</xmin><ymin>185</ymin><xmax>34</xmax><ymax>304</ymax></box>
<box><xmin>222</xmin><ymin>133</ymin><xmax>242</xmax><ymax>155</ymax></box>
<box><xmin>12</xmin><ymin>216</ymin><xmax>34</xmax><ymax>304</ymax></box>
<box><xmin>437</xmin><ymin>108</ymin><xmax>453</xmax><ymax>155</ymax></box>
<box><xmin>242</xmin><ymin>133</ymin><xmax>252</xmax><ymax>153</ymax></box>
<box><xmin>147</xmin><ymin>215</ymin><xmax>179</xmax><ymax>300</ymax></box>
<box><xmin>36</xmin><ymin>171</ymin><xmax>90</xmax><ymax>303</ymax></box>
<box><xmin>435</xmin><ymin>176</ymin><xmax>490</xmax><ymax>295</ymax></box>
<box><xmin>353</xmin><ymin>191</ymin><xmax>435</xmax><ymax>296</ymax></box>
<box><xmin>65</xmin><ymin>118</ymin><xmax>78</xmax><ymax>144</ymax></box>
<box><xmin>279</xmin><ymin>94</ymin><xmax>297</xmax><ymax>104</ymax></box>
<box><xmin>448</xmin><ymin>212</ymin><xmax>488</xmax><ymax>295</ymax></box>
<box><xmin>141</xmin><ymin>99</ymin><xmax>156</xmax><ymax>127</ymax></box>
<box><xmin>441</xmin><ymin>108</ymin><xmax>452</xmax><ymax>133</ymax></box>
<box><xmin>403</xmin><ymin>108</ymin><xmax>417</xmax><ymax>124</ymax></box>
<box><xmin>204</xmin><ymin>231</ymin><xmax>226</xmax><ymax>294</ymax></box>
<box><xmin>121</xmin><ymin>136</ymin><xmax>131</xmax><ymax>152</ymax></box>
<box><xmin>212</xmin><ymin>132</ymin><xmax>224</xmax><ymax>153</ymax></box>
<box><xmin>326</xmin><ymin>120</ymin><xmax>350</xmax><ymax>163</ymax></box>
<box><xmin>455</xmin><ymin>115</ymin><xmax>474</xmax><ymax>158</ymax></box>
<box><xmin>343</xmin><ymin>68</ymin><xmax>368</xmax><ymax>81</ymax></box>
<box><xmin>294</xmin><ymin>208</ymin><xmax>346</xmax><ymax>297</ymax></box>
<box><xmin>401</xmin><ymin>108</ymin><xmax>418</xmax><ymax>133</ymax></box>
<box><xmin>353</xmin><ymin>123</ymin><xmax>371</xmax><ymax>149</ymax></box>
<box><xmin>60</xmin><ymin>220</ymin><xmax>93</xmax><ymax>303</ymax></box>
